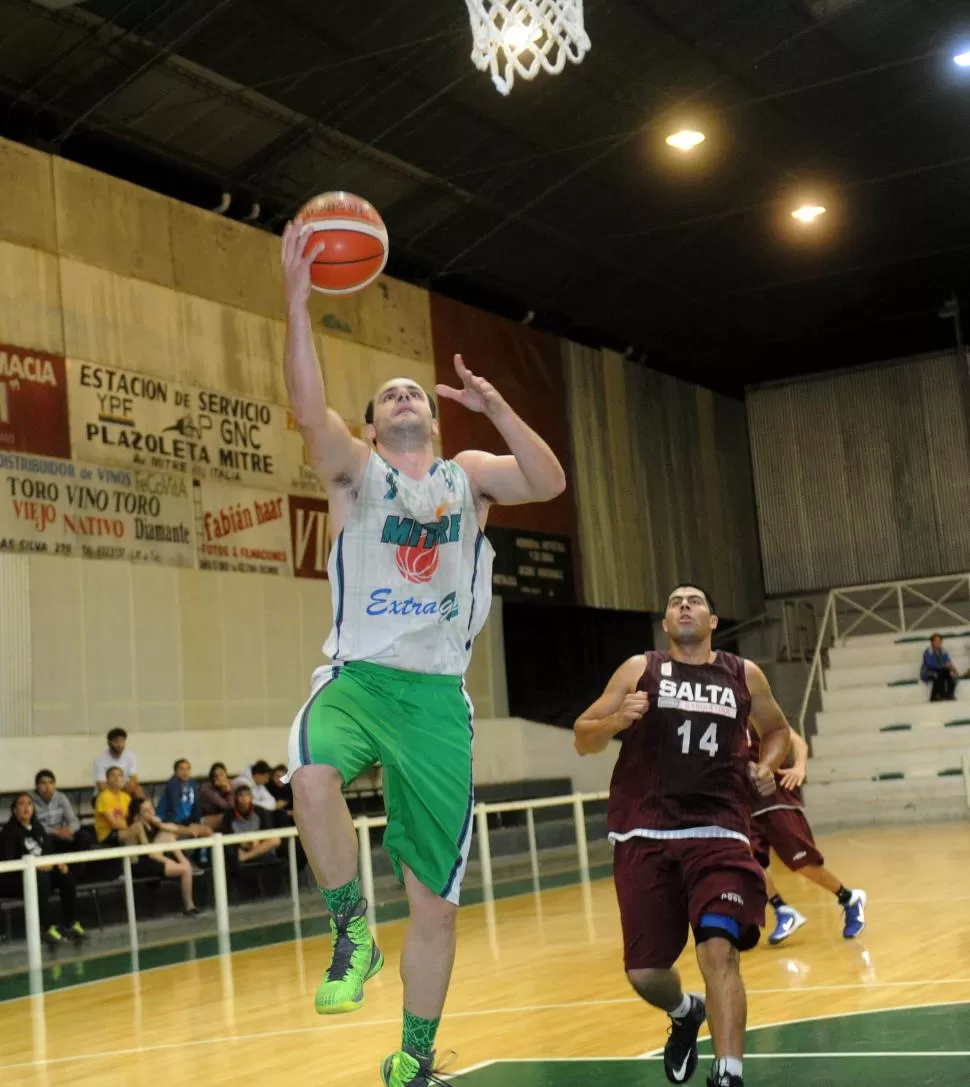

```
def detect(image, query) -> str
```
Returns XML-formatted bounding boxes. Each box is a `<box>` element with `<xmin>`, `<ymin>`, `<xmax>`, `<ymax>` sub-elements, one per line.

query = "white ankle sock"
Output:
<box><xmin>716</xmin><ymin>1057</ymin><xmax>743</xmax><ymax>1078</ymax></box>
<box><xmin>669</xmin><ymin>993</ymin><xmax>692</xmax><ymax>1019</ymax></box>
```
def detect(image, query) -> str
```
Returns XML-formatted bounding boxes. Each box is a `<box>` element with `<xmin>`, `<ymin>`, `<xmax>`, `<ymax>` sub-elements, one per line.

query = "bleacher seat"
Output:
<box><xmin>805</xmin><ymin>625</ymin><xmax>970</xmax><ymax>829</ymax></box>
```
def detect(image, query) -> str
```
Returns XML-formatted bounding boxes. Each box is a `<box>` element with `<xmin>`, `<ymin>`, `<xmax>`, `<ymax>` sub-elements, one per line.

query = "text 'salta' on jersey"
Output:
<box><xmin>608</xmin><ymin>651</ymin><xmax>754</xmax><ymax>842</ymax></box>
<box><xmin>322</xmin><ymin>452</ymin><xmax>495</xmax><ymax>676</ymax></box>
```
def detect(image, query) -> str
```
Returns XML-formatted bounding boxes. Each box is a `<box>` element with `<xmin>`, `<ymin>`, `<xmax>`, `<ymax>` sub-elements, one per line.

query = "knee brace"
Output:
<box><xmin>694</xmin><ymin>912</ymin><xmax>743</xmax><ymax>950</ymax></box>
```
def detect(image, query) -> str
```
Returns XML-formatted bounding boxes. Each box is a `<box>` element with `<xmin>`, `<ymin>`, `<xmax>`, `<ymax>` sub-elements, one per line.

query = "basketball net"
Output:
<box><xmin>464</xmin><ymin>0</ymin><xmax>590</xmax><ymax>96</ymax></box>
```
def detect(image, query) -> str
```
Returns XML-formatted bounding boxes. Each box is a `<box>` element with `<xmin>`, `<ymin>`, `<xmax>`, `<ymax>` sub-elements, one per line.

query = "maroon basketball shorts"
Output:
<box><xmin>749</xmin><ymin>808</ymin><xmax>824</xmax><ymax>871</ymax></box>
<box><xmin>613</xmin><ymin>836</ymin><xmax>766</xmax><ymax>971</ymax></box>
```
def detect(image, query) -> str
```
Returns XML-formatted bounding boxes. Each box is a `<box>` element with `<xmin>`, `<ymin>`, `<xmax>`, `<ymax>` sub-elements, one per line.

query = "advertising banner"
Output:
<box><xmin>289</xmin><ymin>494</ymin><xmax>331</xmax><ymax>579</ymax></box>
<box><xmin>67</xmin><ymin>360</ymin><xmax>291</xmax><ymax>489</ymax></box>
<box><xmin>283</xmin><ymin>410</ymin><xmax>327</xmax><ymax>497</ymax></box>
<box><xmin>195</xmin><ymin>479</ymin><xmax>292</xmax><ymax>576</ymax></box>
<box><xmin>0</xmin><ymin>344</ymin><xmax>71</xmax><ymax>458</ymax></box>
<box><xmin>0</xmin><ymin>453</ymin><xmax>194</xmax><ymax>565</ymax></box>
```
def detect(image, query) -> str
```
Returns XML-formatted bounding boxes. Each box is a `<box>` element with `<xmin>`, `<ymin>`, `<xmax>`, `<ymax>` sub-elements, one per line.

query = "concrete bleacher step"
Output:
<box><xmin>834</xmin><ymin>622</ymin><xmax>970</xmax><ymax>645</ymax></box>
<box><xmin>828</xmin><ymin>637</ymin><xmax>970</xmax><ymax>670</ymax></box>
<box><xmin>826</xmin><ymin>658</ymin><xmax>970</xmax><ymax>692</ymax></box>
<box><xmin>815</xmin><ymin>698</ymin><xmax>970</xmax><ymax>735</ymax></box>
<box><xmin>804</xmin><ymin>775</ymin><xmax>968</xmax><ymax>830</ymax></box>
<box><xmin>822</xmin><ymin>682</ymin><xmax>970</xmax><ymax>712</ymax></box>
<box><xmin>812</xmin><ymin>723</ymin><xmax>970</xmax><ymax>759</ymax></box>
<box><xmin>824</xmin><ymin>661</ymin><xmax>935</xmax><ymax>689</ymax></box>
<box><xmin>809</xmin><ymin>747</ymin><xmax>969</xmax><ymax>784</ymax></box>
<box><xmin>837</xmin><ymin>625</ymin><xmax>970</xmax><ymax>649</ymax></box>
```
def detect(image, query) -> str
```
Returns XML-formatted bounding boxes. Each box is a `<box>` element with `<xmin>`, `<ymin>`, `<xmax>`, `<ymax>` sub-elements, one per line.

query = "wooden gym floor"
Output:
<box><xmin>0</xmin><ymin>823</ymin><xmax>968</xmax><ymax>1087</ymax></box>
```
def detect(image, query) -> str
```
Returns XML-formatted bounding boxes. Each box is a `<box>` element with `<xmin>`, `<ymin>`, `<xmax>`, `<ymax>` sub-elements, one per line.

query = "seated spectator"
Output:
<box><xmin>268</xmin><ymin>764</ymin><xmax>294</xmax><ymax>819</ymax></box>
<box><xmin>221</xmin><ymin>785</ymin><xmax>280</xmax><ymax>868</ymax></box>
<box><xmin>31</xmin><ymin>770</ymin><xmax>91</xmax><ymax>853</ymax></box>
<box><xmin>93</xmin><ymin>728</ymin><xmax>144</xmax><ymax>799</ymax></box>
<box><xmin>200</xmin><ymin>762</ymin><xmax>233</xmax><ymax>829</ymax></box>
<box><xmin>0</xmin><ymin>793</ymin><xmax>85</xmax><ymax>945</ymax></box>
<box><xmin>233</xmin><ymin>761</ymin><xmax>278</xmax><ymax>815</ymax></box>
<box><xmin>921</xmin><ymin>633</ymin><xmax>959</xmax><ymax>702</ymax></box>
<box><xmin>156</xmin><ymin>759</ymin><xmax>208</xmax><ymax>836</ymax></box>
<box><xmin>127</xmin><ymin>799</ymin><xmax>200</xmax><ymax>915</ymax></box>
<box><xmin>94</xmin><ymin>767</ymin><xmax>141</xmax><ymax>845</ymax></box>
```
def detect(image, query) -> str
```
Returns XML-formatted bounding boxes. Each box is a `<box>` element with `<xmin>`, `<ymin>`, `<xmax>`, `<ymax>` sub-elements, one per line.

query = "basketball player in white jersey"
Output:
<box><xmin>280</xmin><ymin>221</ymin><xmax>566</xmax><ymax>1087</ymax></box>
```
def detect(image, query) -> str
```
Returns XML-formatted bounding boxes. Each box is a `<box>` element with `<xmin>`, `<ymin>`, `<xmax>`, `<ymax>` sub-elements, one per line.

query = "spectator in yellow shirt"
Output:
<box><xmin>94</xmin><ymin>767</ymin><xmax>139</xmax><ymax>845</ymax></box>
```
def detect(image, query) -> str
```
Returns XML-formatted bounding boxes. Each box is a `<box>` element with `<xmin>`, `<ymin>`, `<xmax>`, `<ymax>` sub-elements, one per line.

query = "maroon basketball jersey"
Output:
<box><xmin>748</xmin><ymin>728</ymin><xmax>803</xmax><ymax>815</ymax></box>
<box><xmin>607</xmin><ymin>650</ymin><xmax>753</xmax><ymax>842</ymax></box>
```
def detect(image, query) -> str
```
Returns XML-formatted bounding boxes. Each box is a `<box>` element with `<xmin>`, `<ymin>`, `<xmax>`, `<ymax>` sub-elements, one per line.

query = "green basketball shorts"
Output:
<box><xmin>287</xmin><ymin>660</ymin><xmax>475</xmax><ymax>904</ymax></box>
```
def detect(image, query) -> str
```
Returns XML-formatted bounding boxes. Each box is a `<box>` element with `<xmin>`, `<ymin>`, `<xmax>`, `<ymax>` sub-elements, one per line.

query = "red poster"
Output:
<box><xmin>289</xmin><ymin>494</ymin><xmax>331</xmax><ymax>579</ymax></box>
<box><xmin>0</xmin><ymin>344</ymin><xmax>71</xmax><ymax>458</ymax></box>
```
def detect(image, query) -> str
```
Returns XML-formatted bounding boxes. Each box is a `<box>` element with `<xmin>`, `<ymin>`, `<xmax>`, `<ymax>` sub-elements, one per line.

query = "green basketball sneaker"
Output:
<box><xmin>381</xmin><ymin>1047</ymin><xmax>449</xmax><ymax>1087</ymax></box>
<box><xmin>314</xmin><ymin>900</ymin><xmax>384</xmax><ymax>1015</ymax></box>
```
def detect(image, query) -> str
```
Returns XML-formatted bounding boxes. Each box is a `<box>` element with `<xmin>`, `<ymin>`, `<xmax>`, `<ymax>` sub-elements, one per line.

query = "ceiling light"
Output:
<box><xmin>791</xmin><ymin>205</ymin><xmax>826</xmax><ymax>224</ymax></box>
<box><xmin>954</xmin><ymin>50</ymin><xmax>970</xmax><ymax>68</ymax></box>
<box><xmin>665</xmin><ymin>129</ymin><xmax>706</xmax><ymax>152</ymax></box>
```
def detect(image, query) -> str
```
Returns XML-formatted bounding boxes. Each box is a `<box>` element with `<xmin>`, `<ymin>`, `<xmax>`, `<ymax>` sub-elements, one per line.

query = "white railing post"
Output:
<box><xmin>210</xmin><ymin>834</ymin><xmax>230</xmax><ymax>944</ymax></box>
<box><xmin>356</xmin><ymin>818</ymin><xmax>376</xmax><ymax>926</ymax></box>
<box><xmin>897</xmin><ymin>584</ymin><xmax>905</xmax><ymax>631</ymax></box>
<box><xmin>22</xmin><ymin>855</ymin><xmax>42</xmax><ymax>993</ymax></box>
<box><xmin>572</xmin><ymin>795</ymin><xmax>590</xmax><ymax>883</ymax></box>
<box><xmin>287</xmin><ymin>835</ymin><xmax>300</xmax><ymax>916</ymax></box>
<box><xmin>475</xmin><ymin>804</ymin><xmax>494</xmax><ymax>901</ymax></box>
<box><xmin>797</xmin><ymin>590</ymin><xmax>834</xmax><ymax>738</ymax></box>
<box><xmin>525</xmin><ymin>808</ymin><xmax>540</xmax><ymax>893</ymax></box>
<box><xmin>122</xmin><ymin>855</ymin><xmax>139</xmax><ymax>963</ymax></box>
<box><xmin>780</xmin><ymin>602</ymin><xmax>791</xmax><ymax>661</ymax></box>
<box><xmin>963</xmin><ymin>754</ymin><xmax>970</xmax><ymax>814</ymax></box>
<box><xmin>832</xmin><ymin>592</ymin><xmax>840</xmax><ymax>642</ymax></box>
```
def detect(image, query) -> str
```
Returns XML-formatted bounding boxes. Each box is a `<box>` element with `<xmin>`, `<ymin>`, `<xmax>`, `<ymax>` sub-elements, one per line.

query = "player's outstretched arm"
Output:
<box><xmin>281</xmin><ymin>221</ymin><xmax>369</xmax><ymax>494</ymax></box>
<box><xmin>745</xmin><ymin>660</ymin><xmax>792</xmax><ymax>794</ymax></box>
<box><xmin>574</xmin><ymin>655</ymin><xmax>647</xmax><ymax>756</ymax></box>
<box><xmin>437</xmin><ymin>354</ymin><xmax>566</xmax><ymax>506</ymax></box>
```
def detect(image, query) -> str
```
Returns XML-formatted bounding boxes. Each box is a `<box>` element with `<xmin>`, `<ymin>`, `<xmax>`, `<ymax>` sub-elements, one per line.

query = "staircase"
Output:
<box><xmin>795</xmin><ymin>575</ymin><xmax>970</xmax><ymax>831</ymax></box>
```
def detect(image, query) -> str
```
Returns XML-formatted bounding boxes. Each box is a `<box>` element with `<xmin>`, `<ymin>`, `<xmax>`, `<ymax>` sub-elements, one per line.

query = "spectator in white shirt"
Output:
<box><xmin>93</xmin><ymin>728</ymin><xmax>144</xmax><ymax>799</ymax></box>
<box><xmin>233</xmin><ymin>761</ymin><xmax>279</xmax><ymax>815</ymax></box>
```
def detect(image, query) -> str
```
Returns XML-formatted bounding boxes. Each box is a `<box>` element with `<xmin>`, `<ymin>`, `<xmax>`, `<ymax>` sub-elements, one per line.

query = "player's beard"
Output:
<box><xmin>668</xmin><ymin>619</ymin><xmax>709</xmax><ymax>648</ymax></box>
<box><xmin>377</xmin><ymin>415</ymin><xmax>433</xmax><ymax>453</ymax></box>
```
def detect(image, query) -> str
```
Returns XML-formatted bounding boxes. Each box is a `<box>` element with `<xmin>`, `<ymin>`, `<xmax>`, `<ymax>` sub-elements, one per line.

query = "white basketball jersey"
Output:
<box><xmin>322</xmin><ymin>452</ymin><xmax>495</xmax><ymax>675</ymax></box>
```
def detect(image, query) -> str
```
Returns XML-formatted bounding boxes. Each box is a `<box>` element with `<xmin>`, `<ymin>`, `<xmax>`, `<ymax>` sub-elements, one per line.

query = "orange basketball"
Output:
<box><xmin>294</xmin><ymin>191</ymin><xmax>389</xmax><ymax>296</ymax></box>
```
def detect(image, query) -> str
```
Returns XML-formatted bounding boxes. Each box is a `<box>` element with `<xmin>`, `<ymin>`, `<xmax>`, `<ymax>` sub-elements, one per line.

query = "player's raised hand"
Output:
<box><xmin>617</xmin><ymin>690</ymin><xmax>649</xmax><ymax>726</ymax></box>
<box><xmin>747</xmin><ymin>761</ymin><xmax>777</xmax><ymax>797</ymax></box>
<box><xmin>778</xmin><ymin>765</ymin><xmax>806</xmax><ymax>791</ymax></box>
<box><xmin>435</xmin><ymin>354</ymin><xmax>507</xmax><ymax>418</ymax></box>
<box><xmin>281</xmin><ymin>220</ymin><xmax>318</xmax><ymax>308</ymax></box>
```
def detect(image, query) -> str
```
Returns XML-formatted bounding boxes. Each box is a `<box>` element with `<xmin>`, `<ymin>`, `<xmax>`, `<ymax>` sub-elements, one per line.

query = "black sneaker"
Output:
<box><xmin>706</xmin><ymin>1068</ymin><xmax>743</xmax><ymax>1087</ymax></box>
<box><xmin>664</xmin><ymin>994</ymin><xmax>706</xmax><ymax>1083</ymax></box>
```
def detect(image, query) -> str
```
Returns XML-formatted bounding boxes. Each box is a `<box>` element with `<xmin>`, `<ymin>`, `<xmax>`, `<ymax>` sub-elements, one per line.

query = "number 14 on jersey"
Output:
<box><xmin>677</xmin><ymin>719</ymin><xmax>719</xmax><ymax>757</ymax></box>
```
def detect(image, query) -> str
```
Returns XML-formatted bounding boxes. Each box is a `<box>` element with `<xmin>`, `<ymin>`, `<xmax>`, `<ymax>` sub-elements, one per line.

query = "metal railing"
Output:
<box><xmin>796</xmin><ymin>572</ymin><xmax>970</xmax><ymax>738</ymax></box>
<box><xmin>712</xmin><ymin>598</ymin><xmax>818</xmax><ymax>665</ymax></box>
<box><xmin>1</xmin><ymin>789</ymin><xmax>609</xmax><ymax>995</ymax></box>
<box><xmin>964</xmin><ymin>755</ymin><xmax>970</xmax><ymax>813</ymax></box>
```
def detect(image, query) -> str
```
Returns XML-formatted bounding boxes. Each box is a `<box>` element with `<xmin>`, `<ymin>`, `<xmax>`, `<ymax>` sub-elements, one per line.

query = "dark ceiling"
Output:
<box><xmin>2</xmin><ymin>0</ymin><xmax>970</xmax><ymax>394</ymax></box>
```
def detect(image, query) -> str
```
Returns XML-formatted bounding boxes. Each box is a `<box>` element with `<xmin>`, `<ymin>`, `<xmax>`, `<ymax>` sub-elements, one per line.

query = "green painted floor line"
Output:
<box><xmin>451</xmin><ymin>1002</ymin><xmax>970</xmax><ymax>1086</ymax></box>
<box><xmin>0</xmin><ymin>861</ymin><xmax>614</xmax><ymax>1003</ymax></box>
<box><xmin>451</xmin><ymin>1057</ymin><xmax>969</xmax><ymax>1087</ymax></box>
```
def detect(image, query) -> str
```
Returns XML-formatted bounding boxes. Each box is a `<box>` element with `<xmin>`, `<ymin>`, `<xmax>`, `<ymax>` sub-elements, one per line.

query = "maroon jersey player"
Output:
<box><xmin>575</xmin><ymin>585</ymin><xmax>791</xmax><ymax>1087</ymax></box>
<box><xmin>748</xmin><ymin>725</ymin><xmax>867</xmax><ymax>945</ymax></box>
